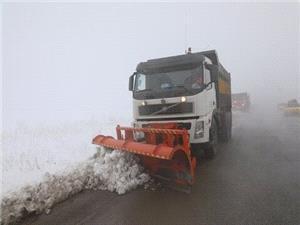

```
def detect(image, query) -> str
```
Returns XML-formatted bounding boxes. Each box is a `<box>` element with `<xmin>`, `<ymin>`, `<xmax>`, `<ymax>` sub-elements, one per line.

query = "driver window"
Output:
<box><xmin>183</xmin><ymin>67</ymin><xmax>204</xmax><ymax>90</ymax></box>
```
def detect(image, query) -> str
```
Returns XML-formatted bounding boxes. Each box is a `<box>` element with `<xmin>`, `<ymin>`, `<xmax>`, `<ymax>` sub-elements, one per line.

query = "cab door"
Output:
<box><xmin>204</xmin><ymin>64</ymin><xmax>216</xmax><ymax>114</ymax></box>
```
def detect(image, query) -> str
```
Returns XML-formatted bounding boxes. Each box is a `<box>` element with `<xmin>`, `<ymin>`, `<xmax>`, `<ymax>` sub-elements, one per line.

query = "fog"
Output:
<box><xmin>2</xmin><ymin>2</ymin><xmax>300</xmax><ymax>127</ymax></box>
<box><xmin>1</xmin><ymin>4</ymin><xmax>300</xmax><ymax>224</ymax></box>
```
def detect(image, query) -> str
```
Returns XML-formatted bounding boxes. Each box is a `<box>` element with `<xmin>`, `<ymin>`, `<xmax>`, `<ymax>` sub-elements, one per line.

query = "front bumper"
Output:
<box><xmin>132</xmin><ymin>117</ymin><xmax>210</xmax><ymax>144</ymax></box>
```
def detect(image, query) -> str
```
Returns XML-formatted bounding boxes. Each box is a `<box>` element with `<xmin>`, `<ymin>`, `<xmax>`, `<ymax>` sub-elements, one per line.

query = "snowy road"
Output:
<box><xmin>19</xmin><ymin>109</ymin><xmax>300</xmax><ymax>225</ymax></box>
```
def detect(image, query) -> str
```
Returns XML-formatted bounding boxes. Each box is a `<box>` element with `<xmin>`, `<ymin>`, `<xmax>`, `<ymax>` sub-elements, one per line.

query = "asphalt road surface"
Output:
<box><xmin>20</xmin><ymin>109</ymin><xmax>300</xmax><ymax>225</ymax></box>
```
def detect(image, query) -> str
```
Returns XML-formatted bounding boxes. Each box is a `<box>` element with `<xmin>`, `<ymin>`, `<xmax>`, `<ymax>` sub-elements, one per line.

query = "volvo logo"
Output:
<box><xmin>162</xmin><ymin>106</ymin><xmax>168</xmax><ymax>111</ymax></box>
<box><xmin>161</xmin><ymin>99</ymin><xmax>166</xmax><ymax>104</ymax></box>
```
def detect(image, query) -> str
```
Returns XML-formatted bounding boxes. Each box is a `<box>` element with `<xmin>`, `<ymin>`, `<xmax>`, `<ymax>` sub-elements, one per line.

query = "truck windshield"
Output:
<box><xmin>133</xmin><ymin>66</ymin><xmax>204</xmax><ymax>99</ymax></box>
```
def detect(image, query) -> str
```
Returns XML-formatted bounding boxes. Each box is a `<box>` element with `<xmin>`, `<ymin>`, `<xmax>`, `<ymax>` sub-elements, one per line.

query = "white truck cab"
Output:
<box><xmin>129</xmin><ymin>50</ymin><xmax>232</xmax><ymax>158</ymax></box>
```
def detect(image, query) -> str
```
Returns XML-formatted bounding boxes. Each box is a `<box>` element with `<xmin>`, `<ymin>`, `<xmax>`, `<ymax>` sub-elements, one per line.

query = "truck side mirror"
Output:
<box><xmin>205</xmin><ymin>63</ymin><xmax>218</xmax><ymax>82</ymax></box>
<box><xmin>128</xmin><ymin>73</ymin><xmax>136</xmax><ymax>91</ymax></box>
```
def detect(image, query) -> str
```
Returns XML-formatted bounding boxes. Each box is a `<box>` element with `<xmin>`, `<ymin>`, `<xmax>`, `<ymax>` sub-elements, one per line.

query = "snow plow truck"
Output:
<box><xmin>93</xmin><ymin>49</ymin><xmax>232</xmax><ymax>187</ymax></box>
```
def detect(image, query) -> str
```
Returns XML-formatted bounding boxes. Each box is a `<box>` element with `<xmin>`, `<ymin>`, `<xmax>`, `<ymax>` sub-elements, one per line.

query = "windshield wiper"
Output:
<box><xmin>135</xmin><ymin>88</ymin><xmax>153</xmax><ymax>92</ymax></box>
<box><xmin>173</xmin><ymin>85</ymin><xmax>193</xmax><ymax>94</ymax></box>
<box><xmin>135</xmin><ymin>88</ymin><xmax>156</xmax><ymax>99</ymax></box>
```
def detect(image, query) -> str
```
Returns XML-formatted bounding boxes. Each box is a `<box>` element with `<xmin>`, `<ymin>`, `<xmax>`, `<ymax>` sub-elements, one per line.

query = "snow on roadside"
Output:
<box><xmin>1</xmin><ymin>119</ymin><xmax>125</xmax><ymax>194</ymax></box>
<box><xmin>1</xmin><ymin>119</ymin><xmax>151</xmax><ymax>224</ymax></box>
<box><xmin>1</xmin><ymin>147</ymin><xmax>150</xmax><ymax>225</ymax></box>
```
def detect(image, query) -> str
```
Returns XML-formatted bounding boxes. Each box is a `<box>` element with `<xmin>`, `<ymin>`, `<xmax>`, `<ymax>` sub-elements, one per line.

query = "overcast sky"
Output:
<box><xmin>2</xmin><ymin>2</ymin><xmax>300</xmax><ymax>127</ymax></box>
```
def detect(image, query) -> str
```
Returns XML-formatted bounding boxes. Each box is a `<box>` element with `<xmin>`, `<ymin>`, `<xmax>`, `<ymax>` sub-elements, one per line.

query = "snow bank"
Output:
<box><xmin>1</xmin><ymin>147</ymin><xmax>150</xmax><ymax>225</ymax></box>
<box><xmin>2</xmin><ymin>119</ymin><xmax>128</xmax><ymax>194</ymax></box>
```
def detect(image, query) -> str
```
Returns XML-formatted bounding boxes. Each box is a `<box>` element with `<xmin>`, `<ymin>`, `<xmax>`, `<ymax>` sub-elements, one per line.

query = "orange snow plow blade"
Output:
<box><xmin>92</xmin><ymin>124</ymin><xmax>196</xmax><ymax>185</ymax></box>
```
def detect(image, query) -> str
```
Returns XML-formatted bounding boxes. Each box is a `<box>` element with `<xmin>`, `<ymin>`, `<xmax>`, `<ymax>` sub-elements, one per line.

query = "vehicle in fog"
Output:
<box><xmin>232</xmin><ymin>92</ymin><xmax>250</xmax><ymax>112</ymax></box>
<box><xmin>283</xmin><ymin>99</ymin><xmax>300</xmax><ymax>116</ymax></box>
<box><xmin>130</xmin><ymin>50</ymin><xmax>232</xmax><ymax>158</ymax></box>
<box><xmin>93</xmin><ymin>49</ymin><xmax>232</xmax><ymax>186</ymax></box>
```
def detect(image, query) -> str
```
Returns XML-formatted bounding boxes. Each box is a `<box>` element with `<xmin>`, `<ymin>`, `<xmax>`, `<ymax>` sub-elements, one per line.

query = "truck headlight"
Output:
<box><xmin>194</xmin><ymin>121</ymin><xmax>204</xmax><ymax>139</ymax></box>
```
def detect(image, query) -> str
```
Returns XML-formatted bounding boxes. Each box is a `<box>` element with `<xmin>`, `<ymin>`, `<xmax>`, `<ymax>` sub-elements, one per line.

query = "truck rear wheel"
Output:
<box><xmin>204</xmin><ymin>119</ymin><xmax>218</xmax><ymax>159</ymax></box>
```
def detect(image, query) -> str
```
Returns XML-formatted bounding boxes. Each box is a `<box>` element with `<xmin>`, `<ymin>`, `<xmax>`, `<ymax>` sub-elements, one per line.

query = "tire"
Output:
<box><xmin>191</xmin><ymin>143</ymin><xmax>202</xmax><ymax>160</ymax></box>
<box><xmin>204</xmin><ymin>119</ymin><xmax>218</xmax><ymax>159</ymax></box>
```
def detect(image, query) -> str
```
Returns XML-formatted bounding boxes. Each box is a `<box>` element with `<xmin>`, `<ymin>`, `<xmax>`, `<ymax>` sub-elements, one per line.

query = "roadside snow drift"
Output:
<box><xmin>1</xmin><ymin>147</ymin><xmax>150</xmax><ymax>225</ymax></box>
<box><xmin>2</xmin><ymin>120</ymin><xmax>121</xmax><ymax>193</ymax></box>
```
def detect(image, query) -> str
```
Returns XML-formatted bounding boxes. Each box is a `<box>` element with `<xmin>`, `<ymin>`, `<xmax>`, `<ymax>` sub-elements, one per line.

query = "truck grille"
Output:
<box><xmin>139</xmin><ymin>102</ymin><xmax>193</xmax><ymax>116</ymax></box>
<box><xmin>142</xmin><ymin>122</ymin><xmax>191</xmax><ymax>130</ymax></box>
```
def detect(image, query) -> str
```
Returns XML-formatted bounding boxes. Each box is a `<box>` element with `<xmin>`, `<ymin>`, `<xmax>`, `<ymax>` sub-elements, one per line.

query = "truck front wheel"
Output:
<box><xmin>204</xmin><ymin>119</ymin><xmax>218</xmax><ymax>159</ymax></box>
